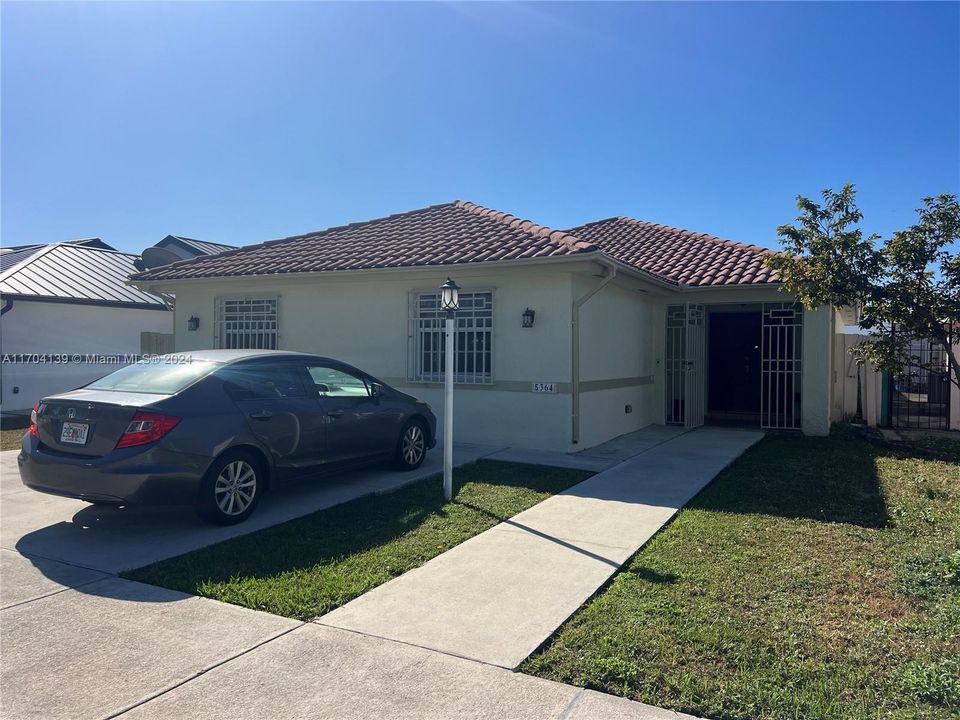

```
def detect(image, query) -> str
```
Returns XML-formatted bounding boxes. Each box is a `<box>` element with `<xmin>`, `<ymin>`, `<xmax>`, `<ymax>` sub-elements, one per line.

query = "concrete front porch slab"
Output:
<box><xmin>483</xmin><ymin>446</ymin><xmax>620</xmax><ymax>472</ymax></box>
<box><xmin>576</xmin><ymin>425</ymin><xmax>688</xmax><ymax>460</ymax></box>
<box><xmin>0</xmin><ymin>577</ymin><xmax>300</xmax><ymax>720</ymax></box>
<box><xmin>318</xmin><ymin>427</ymin><xmax>763</xmax><ymax>669</ymax></box>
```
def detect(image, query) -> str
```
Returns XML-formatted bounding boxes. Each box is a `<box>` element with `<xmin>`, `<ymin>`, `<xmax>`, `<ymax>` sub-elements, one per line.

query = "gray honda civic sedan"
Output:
<box><xmin>19</xmin><ymin>350</ymin><xmax>437</xmax><ymax>524</ymax></box>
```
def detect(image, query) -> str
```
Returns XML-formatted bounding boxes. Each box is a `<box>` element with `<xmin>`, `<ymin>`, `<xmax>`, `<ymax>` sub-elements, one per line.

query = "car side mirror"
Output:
<box><xmin>370</xmin><ymin>382</ymin><xmax>383</xmax><ymax>399</ymax></box>
<box><xmin>315</xmin><ymin>383</ymin><xmax>330</xmax><ymax>395</ymax></box>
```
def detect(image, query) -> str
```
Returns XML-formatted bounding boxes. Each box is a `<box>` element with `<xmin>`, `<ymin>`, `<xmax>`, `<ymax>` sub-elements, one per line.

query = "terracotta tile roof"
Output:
<box><xmin>566</xmin><ymin>216</ymin><xmax>778</xmax><ymax>286</ymax></box>
<box><xmin>130</xmin><ymin>201</ymin><xmax>779</xmax><ymax>288</ymax></box>
<box><xmin>131</xmin><ymin>201</ymin><xmax>596</xmax><ymax>281</ymax></box>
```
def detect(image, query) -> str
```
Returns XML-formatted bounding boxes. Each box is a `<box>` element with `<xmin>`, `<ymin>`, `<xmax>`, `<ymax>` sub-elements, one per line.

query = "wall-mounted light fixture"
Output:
<box><xmin>522</xmin><ymin>307</ymin><xmax>536</xmax><ymax>328</ymax></box>
<box><xmin>187</xmin><ymin>315</ymin><xmax>200</xmax><ymax>331</ymax></box>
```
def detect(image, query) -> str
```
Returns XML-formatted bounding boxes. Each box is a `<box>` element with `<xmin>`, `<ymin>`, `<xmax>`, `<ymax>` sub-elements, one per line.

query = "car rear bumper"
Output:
<box><xmin>18</xmin><ymin>435</ymin><xmax>209</xmax><ymax>506</ymax></box>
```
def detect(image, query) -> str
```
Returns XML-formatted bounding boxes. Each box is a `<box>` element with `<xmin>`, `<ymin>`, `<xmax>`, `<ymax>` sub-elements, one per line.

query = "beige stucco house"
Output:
<box><xmin>131</xmin><ymin>201</ymin><xmax>835</xmax><ymax>452</ymax></box>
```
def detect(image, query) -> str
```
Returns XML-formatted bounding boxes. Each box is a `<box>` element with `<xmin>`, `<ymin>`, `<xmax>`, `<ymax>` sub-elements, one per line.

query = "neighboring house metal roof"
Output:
<box><xmin>131</xmin><ymin>201</ymin><xmax>595</xmax><ymax>281</ymax></box>
<box><xmin>1</xmin><ymin>238</ymin><xmax>116</xmax><ymax>275</ymax></box>
<box><xmin>565</xmin><ymin>216</ymin><xmax>778</xmax><ymax>287</ymax></box>
<box><xmin>0</xmin><ymin>243</ymin><xmax>168</xmax><ymax>309</ymax></box>
<box><xmin>158</xmin><ymin>235</ymin><xmax>237</xmax><ymax>256</ymax></box>
<box><xmin>129</xmin><ymin>201</ymin><xmax>780</xmax><ymax>287</ymax></box>
<box><xmin>0</xmin><ymin>246</ymin><xmax>46</xmax><ymax>274</ymax></box>
<box><xmin>0</xmin><ymin>237</ymin><xmax>115</xmax><ymax>255</ymax></box>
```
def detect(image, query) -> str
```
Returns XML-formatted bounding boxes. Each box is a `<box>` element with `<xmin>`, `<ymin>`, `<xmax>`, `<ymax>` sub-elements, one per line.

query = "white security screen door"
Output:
<box><xmin>760</xmin><ymin>302</ymin><xmax>803</xmax><ymax>429</ymax></box>
<box><xmin>665</xmin><ymin>305</ymin><xmax>687</xmax><ymax>424</ymax></box>
<box><xmin>664</xmin><ymin>303</ymin><xmax>706</xmax><ymax>428</ymax></box>
<box><xmin>684</xmin><ymin>303</ymin><xmax>706</xmax><ymax>428</ymax></box>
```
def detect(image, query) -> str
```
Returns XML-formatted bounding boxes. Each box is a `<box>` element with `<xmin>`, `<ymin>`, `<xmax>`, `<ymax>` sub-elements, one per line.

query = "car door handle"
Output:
<box><xmin>327</xmin><ymin>410</ymin><xmax>344</xmax><ymax>419</ymax></box>
<box><xmin>249</xmin><ymin>410</ymin><xmax>273</xmax><ymax>421</ymax></box>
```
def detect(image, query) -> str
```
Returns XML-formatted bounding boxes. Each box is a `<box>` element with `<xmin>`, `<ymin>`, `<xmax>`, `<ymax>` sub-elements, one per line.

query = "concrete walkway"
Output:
<box><xmin>319</xmin><ymin>427</ymin><xmax>763</xmax><ymax>669</ymax></box>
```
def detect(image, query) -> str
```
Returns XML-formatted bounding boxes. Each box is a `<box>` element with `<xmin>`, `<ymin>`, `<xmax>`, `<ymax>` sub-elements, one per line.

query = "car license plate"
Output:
<box><xmin>60</xmin><ymin>422</ymin><xmax>89</xmax><ymax>445</ymax></box>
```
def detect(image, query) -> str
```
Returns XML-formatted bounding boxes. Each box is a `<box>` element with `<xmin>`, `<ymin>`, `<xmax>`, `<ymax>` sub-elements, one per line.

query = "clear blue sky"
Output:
<box><xmin>2</xmin><ymin>1</ymin><xmax>958</xmax><ymax>254</ymax></box>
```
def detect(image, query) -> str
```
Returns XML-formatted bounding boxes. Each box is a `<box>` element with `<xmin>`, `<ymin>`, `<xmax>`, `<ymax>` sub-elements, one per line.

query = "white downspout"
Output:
<box><xmin>571</xmin><ymin>260</ymin><xmax>617</xmax><ymax>445</ymax></box>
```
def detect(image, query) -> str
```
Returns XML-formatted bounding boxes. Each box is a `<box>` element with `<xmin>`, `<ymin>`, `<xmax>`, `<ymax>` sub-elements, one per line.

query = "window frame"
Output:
<box><xmin>410</xmin><ymin>288</ymin><xmax>495</xmax><ymax>385</ymax></box>
<box><xmin>214</xmin><ymin>296</ymin><xmax>280</xmax><ymax>350</ymax></box>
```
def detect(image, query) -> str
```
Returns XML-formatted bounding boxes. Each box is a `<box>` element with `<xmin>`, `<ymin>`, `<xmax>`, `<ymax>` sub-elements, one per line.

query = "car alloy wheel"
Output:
<box><xmin>401</xmin><ymin>424</ymin><xmax>425</xmax><ymax>467</ymax></box>
<box><xmin>214</xmin><ymin>459</ymin><xmax>257</xmax><ymax>516</ymax></box>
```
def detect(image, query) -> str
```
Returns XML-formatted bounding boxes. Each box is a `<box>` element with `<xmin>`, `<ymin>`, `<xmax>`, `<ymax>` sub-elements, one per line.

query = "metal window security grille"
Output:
<box><xmin>664</xmin><ymin>303</ymin><xmax>705</xmax><ymax>427</ymax></box>
<box><xmin>415</xmin><ymin>291</ymin><xmax>493</xmax><ymax>383</ymax></box>
<box><xmin>760</xmin><ymin>302</ymin><xmax>803</xmax><ymax>430</ymax></box>
<box><xmin>216</xmin><ymin>298</ymin><xmax>279</xmax><ymax>350</ymax></box>
<box><xmin>889</xmin><ymin>338</ymin><xmax>950</xmax><ymax>430</ymax></box>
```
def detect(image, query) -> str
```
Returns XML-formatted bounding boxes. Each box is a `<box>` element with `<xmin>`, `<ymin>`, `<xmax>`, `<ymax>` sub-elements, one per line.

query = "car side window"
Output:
<box><xmin>218</xmin><ymin>363</ymin><xmax>308</xmax><ymax>401</ymax></box>
<box><xmin>306</xmin><ymin>366</ymin><xmax>370</xmax><ymax>398</ymax></box>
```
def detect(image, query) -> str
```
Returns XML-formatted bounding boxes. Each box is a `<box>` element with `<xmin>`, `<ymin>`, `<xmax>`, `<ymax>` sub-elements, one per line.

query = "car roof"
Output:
<box><xmin>163</xmin><ymin>349</ymin><xmax>345</xmax><ymax>366</ymax></box>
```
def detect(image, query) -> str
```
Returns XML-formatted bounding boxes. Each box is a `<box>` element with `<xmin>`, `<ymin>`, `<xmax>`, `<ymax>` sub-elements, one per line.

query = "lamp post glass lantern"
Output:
<box><xmin>440</xmin><ymin>277</ymin><xmax>460</xmax><ymax>311</ymax></box>
<box><xmin>440</xmin><ymin>278</ymin><xmax>459</xmax><ymax>501</ymax></box>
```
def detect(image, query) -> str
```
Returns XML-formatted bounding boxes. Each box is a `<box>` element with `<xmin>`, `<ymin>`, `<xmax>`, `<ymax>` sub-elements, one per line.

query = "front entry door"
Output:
<box><xmin>708</xmin><ymin>311</ymin><xmax>762</xmax><ymax>420</ymax></box>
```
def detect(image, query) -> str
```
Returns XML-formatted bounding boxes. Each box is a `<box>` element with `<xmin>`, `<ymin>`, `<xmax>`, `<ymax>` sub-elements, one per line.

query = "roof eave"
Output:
<box><xmin>679</xmin><ymin>280</ymin><xmax>784</xmax><ymax>291</ymax></box>
<box><xmin>127</xmin><ymin>250</ymin><xmax>607</xmax><ymax>289</ymax></box>
<box><xmin>0</xmin><ymin>294</ymin><xmax>170</xmax><ymax>311</ymax></box>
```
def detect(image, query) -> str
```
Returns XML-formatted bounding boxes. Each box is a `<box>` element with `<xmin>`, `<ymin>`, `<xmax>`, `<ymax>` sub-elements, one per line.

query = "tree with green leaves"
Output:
<box><xmin>768</xmin><ymin>184</ymin><xmax>960</xmax><ymax>392</ymax></box>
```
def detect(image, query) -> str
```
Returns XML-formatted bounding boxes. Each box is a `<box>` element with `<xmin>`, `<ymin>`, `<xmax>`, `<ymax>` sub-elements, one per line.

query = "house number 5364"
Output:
<box><xmin>532</xmin><ymin>382</ymin><xmax>557</xmax><ymax>393</ymax></box>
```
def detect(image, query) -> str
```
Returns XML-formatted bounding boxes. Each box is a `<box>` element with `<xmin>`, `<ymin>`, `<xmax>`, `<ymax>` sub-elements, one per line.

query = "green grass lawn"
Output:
<box><xmin>125</xmin><ymin>460</ymin><xmax>592</xmax><ymax>620</ymax></box>
<box><xmin>522</xmin><ymin>434</ymin><xmax>960</xmax><ymax>720</ymax></box>
<box><xmin>911</xmin><ymin>434</ymin><xmax>960</xmax><ymax>457</ymax></box>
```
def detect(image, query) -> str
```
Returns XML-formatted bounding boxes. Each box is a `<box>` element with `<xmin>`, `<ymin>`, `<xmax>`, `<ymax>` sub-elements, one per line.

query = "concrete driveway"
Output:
<box><xmin>1</xmin><ymin>442</ymin><xmax>502</xmax><ymax>573</ymax></box>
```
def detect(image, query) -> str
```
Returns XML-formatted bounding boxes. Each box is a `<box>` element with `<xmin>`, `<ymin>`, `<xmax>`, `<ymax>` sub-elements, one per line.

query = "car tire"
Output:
<box><xmin>394</xmin><ymin>419</ymin><xmax>428</xmax><ymax>471</ymax></box>
<box><xmin>196</xmin><ymin>450</ymin><xmax>264</xmax><ymax>525</ymax></box>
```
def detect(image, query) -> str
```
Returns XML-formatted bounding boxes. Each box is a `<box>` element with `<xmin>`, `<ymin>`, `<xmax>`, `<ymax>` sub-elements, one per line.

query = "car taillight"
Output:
<box><xmin>29</xmin><ymin>403</ymin><xmax>39</xmax><ymax>437</ymax></box>
<box><xmin>115</xmin><ymin>411</ymin><xmax>181</xmax><ymax>449</ymax></box>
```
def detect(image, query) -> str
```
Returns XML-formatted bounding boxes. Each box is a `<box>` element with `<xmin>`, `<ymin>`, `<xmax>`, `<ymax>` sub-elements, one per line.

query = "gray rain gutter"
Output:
<box><xmin>571</xmin><ymin>259</ymin><xmax>617</xmax><ymax>445</ymax></box>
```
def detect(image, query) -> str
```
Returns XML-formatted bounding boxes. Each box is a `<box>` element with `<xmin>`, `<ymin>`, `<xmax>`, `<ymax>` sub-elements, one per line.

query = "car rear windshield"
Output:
<box><xmin>86</xmin><ymin>359</ymin><xmax>220</xmax><ymax>395</ymax></box>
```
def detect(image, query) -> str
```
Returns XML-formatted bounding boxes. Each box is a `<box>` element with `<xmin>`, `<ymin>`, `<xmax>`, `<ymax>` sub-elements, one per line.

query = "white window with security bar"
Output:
<box><xmin>413</xmin><ymin>290</ymin><xmax>493</xmax><ymax>384</ymax></box>
<box><xmin>215</xmin><ymin>297</ymin><xmax>279</xmax><ymax>350</ymax></box>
